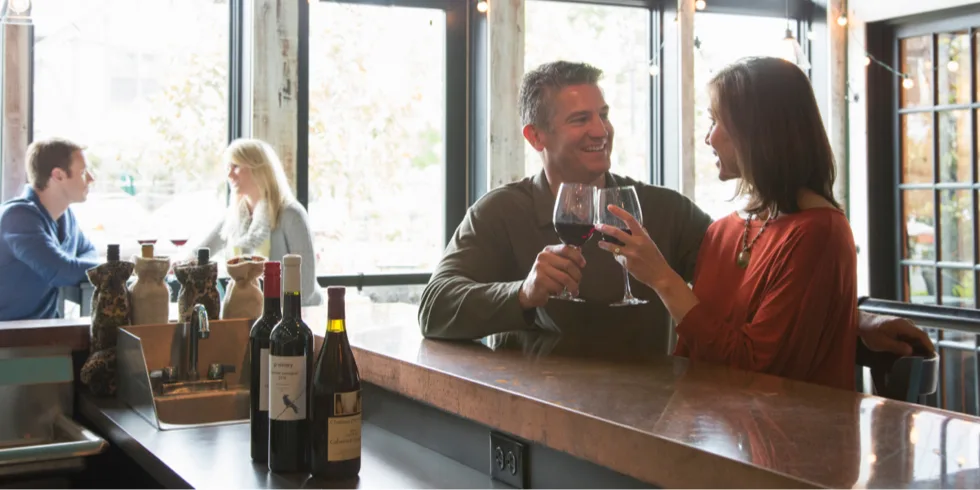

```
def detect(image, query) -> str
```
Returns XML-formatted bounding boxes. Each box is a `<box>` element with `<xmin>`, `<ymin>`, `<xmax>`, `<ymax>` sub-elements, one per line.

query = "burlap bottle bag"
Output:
<box><xmin>174</xmin><ymin>260</ymin><xmax>221</xmax><ymax>323</ymax></box>
<box><xmin>129</xmin><ymin>256</ymin><xmax>172</xmax><ymax>325</ymax></box>
<box><xmin>222</xmin><ymin>255</ymin><xmax>266</xmax><ymax>320</ymax></box>
<box><xmin>80</xmin><ymin>260</ymin><xmax>134</xmax><ymax>396</ymax></box>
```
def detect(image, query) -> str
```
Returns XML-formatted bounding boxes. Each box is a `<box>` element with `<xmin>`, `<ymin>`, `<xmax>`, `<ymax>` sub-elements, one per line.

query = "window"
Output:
<box><xmin>523</xmin><ymin>1</ymin><xmax>652</xmax><ymax>183</ymax></box>
<box><xmin>897</xmin><ymin>31</ymin><xmax>975</xmax><ymax>308</ymax></box>
<box><xmin>32</xmin><ymin>0</ymin><xmax>231</xmax><ymax>260</ymax></box>
<box><xmin>693</xmin><ymin>13</ymin><xmax>796</xmax><ymax>220</ymax></box>
<box><xmin>306</xmin><ymin>1</ymin><xmax>450</xmax><ymax>277</ymax></box>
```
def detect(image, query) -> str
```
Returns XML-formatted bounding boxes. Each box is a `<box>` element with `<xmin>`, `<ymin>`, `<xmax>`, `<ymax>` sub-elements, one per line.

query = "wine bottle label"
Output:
<box><xmin>259</xmin><ymin>348</ymin><xmax>270</xmax><ymax>411</ymax></box>
<box><xmin>269</xmin><ymin>355</ymin><xmax>307</xmax><ymax>421</ymax></box>
<box><xmin>327</xmin><ymin>390</ymin><xmax>362</xmax><ymax>462</ymax></box>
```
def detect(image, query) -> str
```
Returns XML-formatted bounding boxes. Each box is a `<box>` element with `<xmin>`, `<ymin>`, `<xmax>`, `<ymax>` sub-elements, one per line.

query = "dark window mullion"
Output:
<box><xmin>933</xmin><ymin>33</ymin><xmax>944</xmax><ymax>305</ymax></box>
<box><xmin>971</xmin><ymin>27</ymin><xmax>979</xmax><ymax>310</ymax></box>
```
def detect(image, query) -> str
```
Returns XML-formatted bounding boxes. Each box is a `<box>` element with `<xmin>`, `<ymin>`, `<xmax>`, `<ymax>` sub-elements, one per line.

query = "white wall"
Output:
<box><xmin>853</xmin><ymin>0</ymin><xmax>980</xmax><ymax>22</ymax></box>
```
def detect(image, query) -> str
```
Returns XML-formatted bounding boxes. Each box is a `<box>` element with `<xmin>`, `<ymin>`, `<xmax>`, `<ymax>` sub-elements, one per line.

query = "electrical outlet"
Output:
<box><xmin>490</xmin><ymin>431</ymin><xmax>527</xmax><ymax>488</ymax></box>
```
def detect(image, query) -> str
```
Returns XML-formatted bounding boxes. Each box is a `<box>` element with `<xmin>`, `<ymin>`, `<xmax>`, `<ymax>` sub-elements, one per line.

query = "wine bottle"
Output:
<box><xmin>249</xmin><ymin>261</ymin><xmax>282</xmax><ymax>464</ymax></box>
<box><xmin>197</xmin><ymin>247</ymin><xmax>210</xmax><ymax>266</ymax></box>
<box><xmin>311</xmin><ymin>287</ymin><xmax>362</xmax><ymax>479</ymax></box>
<box><xmin>268</xmin><ymin>255</ymin><xmax>313</xmax><ymax>473</ymax></box>
<box><xmin>107</xmin><ymin>244</ymin><xmax>119</xmax><ymax>262</ymax></box>
<box><xmin>141</xmin><ymin>243</ymin><xmax>154</xmax><ymax>258</ymax></box>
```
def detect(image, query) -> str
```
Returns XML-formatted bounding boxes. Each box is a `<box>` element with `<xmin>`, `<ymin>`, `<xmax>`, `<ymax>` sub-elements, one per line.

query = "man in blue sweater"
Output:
<box><xmin>0</xmin><ymin>138</ymin><xmax>99</xmax><ymax>320</ymax></box>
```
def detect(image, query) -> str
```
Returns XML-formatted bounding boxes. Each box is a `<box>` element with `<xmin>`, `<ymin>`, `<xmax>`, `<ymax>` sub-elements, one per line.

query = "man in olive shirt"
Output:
<box><xmin>419</xmin><ymin>61</ymin><xmax>932</xmax><ymax>358</ymax></box>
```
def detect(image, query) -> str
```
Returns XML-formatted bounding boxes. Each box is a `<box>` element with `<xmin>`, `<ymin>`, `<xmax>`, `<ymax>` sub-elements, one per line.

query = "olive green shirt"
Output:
<box><xmin>418</xmin><ymin>170</ymin><xmax>712</xmax><ymax>354</ymax></box>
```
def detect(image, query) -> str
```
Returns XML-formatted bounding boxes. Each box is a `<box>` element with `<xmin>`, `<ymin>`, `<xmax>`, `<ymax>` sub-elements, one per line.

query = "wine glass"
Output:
<box><xmin>552</xmin><ymin>183</ymin><xmax>596</xmax><ymax>302</ymax></box>
<box><xmin>597</xmin><ymin>186</ymin><xmax>647</xmax><ymax>306</ymax></box>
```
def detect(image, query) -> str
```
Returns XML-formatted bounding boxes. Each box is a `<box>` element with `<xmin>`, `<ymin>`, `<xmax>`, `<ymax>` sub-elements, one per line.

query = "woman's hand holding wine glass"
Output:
<box><xmin>595</xmin><ymin>199</ymin><xmax>671</xmax><ymax>298</ymax></box>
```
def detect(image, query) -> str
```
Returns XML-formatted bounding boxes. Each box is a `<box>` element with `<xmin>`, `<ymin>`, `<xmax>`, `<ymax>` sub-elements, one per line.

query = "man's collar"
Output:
<box><xmin>531</xmin><ymin>170</ymin><xmax>622</xmax><ymax>229</ymax></box>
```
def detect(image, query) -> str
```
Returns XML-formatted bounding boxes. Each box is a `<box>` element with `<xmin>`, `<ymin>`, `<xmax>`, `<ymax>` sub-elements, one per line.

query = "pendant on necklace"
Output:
<box><xmin>736</xmin><ymin>250</ymin><xmax>751</xmax><ymax>269</ymax></box>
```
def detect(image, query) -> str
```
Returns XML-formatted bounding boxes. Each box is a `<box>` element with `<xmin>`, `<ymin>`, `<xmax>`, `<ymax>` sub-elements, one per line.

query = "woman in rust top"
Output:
<box><xmin>596</xmin><ymin>57</ymin><xmax>857</xmax><ymax>390</ymax></box>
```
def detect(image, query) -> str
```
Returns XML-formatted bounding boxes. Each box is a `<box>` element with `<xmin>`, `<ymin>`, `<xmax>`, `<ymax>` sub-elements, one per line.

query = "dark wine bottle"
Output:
<box><xmin>268</xmin><ymin>254</ymin><xmax>313</xmax><ymax>473</ymax></box>
<box><xmin>107</xmin><ymin>244</ymin><xmax>120</xmax><ymax>262</ymax></box>
<box><xmin>249</xmin><ymin>261</ymin><xmax>282</xmax><ymax>464</ymax></box>
<box><xmin>311</xmin><ymin>287</ymin><xmax>362</xmax><ymax>480</ymax></box>
<box><xmin>197</xmin><ymin>247</ymin><xmax>210</xmax><ymax>265</ymax></box>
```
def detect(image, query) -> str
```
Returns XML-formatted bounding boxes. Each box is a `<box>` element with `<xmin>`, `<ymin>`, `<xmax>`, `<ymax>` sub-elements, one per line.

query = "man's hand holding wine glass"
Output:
<box><xmin>517</xmin><ymin>245</ymin><xmax>587</xmax><ymax>309</ymax></box>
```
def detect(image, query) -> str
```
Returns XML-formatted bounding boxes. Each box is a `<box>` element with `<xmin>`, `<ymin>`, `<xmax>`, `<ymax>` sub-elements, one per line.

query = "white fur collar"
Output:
<box><xmin>221</xmin><ymin>199</ymin><xmax>272</xmax><ymax>253</ymax></box>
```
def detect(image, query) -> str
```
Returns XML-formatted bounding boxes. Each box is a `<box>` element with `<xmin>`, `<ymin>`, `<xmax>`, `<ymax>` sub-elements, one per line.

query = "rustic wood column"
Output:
<box><xmin>677</xmin><ymin>0</ymin><xmax>696</xmax><ymax>199</ymax></box>
<box><xmin>0</xmin><ymin>4</ymin><xmax>33</xmax><ymax>202</ymax></box>
<box><xmin>829</xmin><ymin>0</ymin><xmax>849</xmax><ymax>214</ymax></box>
<box><xmin>486</xmin><ymin>0</ymin><xmax>525</xmax><ymax>190</ymax></box>
<box><xmin>251</xmin><ymin>0</ymin><xmax>299</xmax><ymax>194</ymax></box>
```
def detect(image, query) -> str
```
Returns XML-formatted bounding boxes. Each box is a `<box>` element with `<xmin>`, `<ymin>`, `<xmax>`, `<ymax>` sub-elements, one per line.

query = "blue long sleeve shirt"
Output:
<box><xmin>0</xmin><ymin>186</ymin><xmax>100</xmax><ymax>320</ymax></box>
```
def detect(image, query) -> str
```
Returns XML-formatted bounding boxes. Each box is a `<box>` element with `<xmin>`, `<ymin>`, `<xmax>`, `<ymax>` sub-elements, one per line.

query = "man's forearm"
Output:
<box><xmin>418</xmin><ymin>277</ymin><xmax>535</xmax><ymax>340</ymax></box>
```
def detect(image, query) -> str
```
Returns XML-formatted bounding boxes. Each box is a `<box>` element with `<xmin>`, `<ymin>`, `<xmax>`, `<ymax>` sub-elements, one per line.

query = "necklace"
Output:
<box><xmin>736</xmin><ymin>210</ymin><xmax>777</xmax><ymax>269</ymax></box>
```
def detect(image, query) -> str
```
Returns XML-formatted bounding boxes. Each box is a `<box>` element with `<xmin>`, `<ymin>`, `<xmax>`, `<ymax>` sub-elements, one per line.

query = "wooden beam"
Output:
<box><xmin>0</xmin><ymin>18</ymin><xmax>32</xmax><ymax>202</ymax></box>
<box><xmin>677</xmin><ymin>0</ymin><xmax>695</xmax><ymax>199</ymax></box>
<box><xmin>251</xmin><ymin>0</ymin><xmax>299</xmax><ymax>194</ymax></box>
<box><xmin>486</xmin><ymin>0</ymin><xmax>525</xmax><ymax>190</ymax></box>
<box><xmin>829</xmin><ymin>0</ymin><xmax>849</xmax><ymax>214</ymax></box>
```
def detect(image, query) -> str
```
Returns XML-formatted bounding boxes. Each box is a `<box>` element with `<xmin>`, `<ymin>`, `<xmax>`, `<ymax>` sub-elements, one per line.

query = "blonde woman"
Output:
<box><xmin>190</xmin><ymin>138</ymin><xmax>323</xmax><ymax>306</ymax></box>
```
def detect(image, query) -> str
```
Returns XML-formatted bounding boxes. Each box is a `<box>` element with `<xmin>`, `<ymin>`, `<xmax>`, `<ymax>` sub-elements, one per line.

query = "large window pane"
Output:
<box><xmin>901</xmin><ymin>36</ymin><xmax>933</xmax><ymax>108</ymax></box>
<box><xmin>33</xmin><ymin>0</ymin><xmax>230</xmax><ymax>259</ymax></box>
<box><xmin>903</xmin><ymin>189</ymin><xmax>935</xmax><ymax>260</ymax></box>
<box><xmin>902</xmin><ymin>112</ymin><xmax>934</xmax><ymax>184</ymax></box>
<box><xmin>524</xmin><ymin>1</ymin><xmax>651</xmax><ymax>183</ymax></box>
<box><xmin>693</xmin><ymin>13</ymin><xmax>790</xmax><ymax>220</ymax></box>
<box><xmin>307</xmin><ymin>3</ymin><xmax>446</xmax><ymax>276</ymax></box>
<box><xmin>939</xmin><ymin>110</ymin><xmax>970</xmax><ymax>183</ymax></box>
<box><xmin>939</xmin><ymin>189</ymin><xmax>972</xmax><ymax>263</ymax></box>
<box><xmin>938</xmin><ymin>32</ymin><xmax>970</xmax><ymax>106</ymax></box>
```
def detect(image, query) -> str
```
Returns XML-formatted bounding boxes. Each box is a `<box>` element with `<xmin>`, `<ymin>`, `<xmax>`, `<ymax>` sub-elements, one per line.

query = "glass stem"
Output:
<box><xmin>617</xmin><ymin>255</ymin><xmax>635</xmax><ymax>301</ymax></box>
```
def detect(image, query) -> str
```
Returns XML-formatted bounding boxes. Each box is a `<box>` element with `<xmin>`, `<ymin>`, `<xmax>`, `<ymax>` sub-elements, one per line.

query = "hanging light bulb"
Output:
<box><xmin>836</xmin><ymin>14</ymin><xmax>848</xmax><ymax>27</ymax></box>
<box><xmin>781</xmin><ymin>29</ymin><xmax>811</xmax><ymax>70</ymax></box>
<box><xmin>948</xmin><ymin>60</ymin><xmax>960</xmax><ymax>73</ymax></box>
<box><xmin>649</xmin><ymin>63</ymin><xmax>661</xmax><ymax>77</ymax></box>
<box><xmin>807</xmin><ymin>29</ymin><xmax>816</xmax><ymax>40</ymax></box>
<box><xmin>695</xmin><ymin>0</ymin><xmax>707</xmax><ymax>10</ymax></box>
<box><xmin>476</xmin><ymin>0</ymin><xmax>488</xmax><ymax>13</ymax></box>
<box><xmin>864</xmin><ymin>56</ymin><xmax>871</xmax><ymax>67</ymax></box>
<box><xmin>8</xmin><ymin>0</ymin><xmax>30</xmax><ymax>14</ymax></box>
<box><xmin>902</xmin><ymin>77</ymin><xmax>915</xmax><ymax>89</ymax></box>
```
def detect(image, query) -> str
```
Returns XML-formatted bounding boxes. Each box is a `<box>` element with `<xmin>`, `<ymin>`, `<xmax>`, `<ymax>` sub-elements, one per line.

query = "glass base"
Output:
<box><xmin>610</xmin><ymin>297</ymin><xmax>648</xmax><ymax>307</ymax></box>
<box><xmin>550</xmin><ymin>290</ymin><xmax>585</xmax><ymax>302</ymax></box>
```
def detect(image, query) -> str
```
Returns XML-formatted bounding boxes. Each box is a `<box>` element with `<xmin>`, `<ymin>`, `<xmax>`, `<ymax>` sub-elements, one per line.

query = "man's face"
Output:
<box><xmin>524</xmin><ymin>83</ymin><xmax>614</xmax><ymax>183</ymax></box>
<box><xmin>51</xmin><ymin>150</ymin><xmax>94</xmax><ymax>204</ymax></box>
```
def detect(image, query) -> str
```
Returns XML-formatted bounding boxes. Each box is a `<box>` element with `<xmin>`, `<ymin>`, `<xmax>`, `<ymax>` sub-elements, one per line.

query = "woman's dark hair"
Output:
<box><xmin>709</xmin><ymin>56</ymin><xmax>840</xmax><ymax>215</ymax></box>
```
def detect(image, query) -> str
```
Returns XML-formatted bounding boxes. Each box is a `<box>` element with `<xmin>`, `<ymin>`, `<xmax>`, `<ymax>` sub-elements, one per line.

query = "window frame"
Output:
<box><xmin>867</xmin><ymin>10</ymin><xmax>980</xmax><ymax>305</ymax></box>
<box><xmin>299</xmin><ymin>0</ymin><xmax>469</xmax><ymax>288</ymax></box>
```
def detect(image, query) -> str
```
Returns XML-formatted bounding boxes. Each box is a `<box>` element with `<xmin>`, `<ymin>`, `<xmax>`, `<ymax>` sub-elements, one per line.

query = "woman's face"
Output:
<box><xmin>227</xmin><ymin>161</ymin><xmax>258</xmax><ymax>197</ymax></box>
<box><xmin>705</xmin><ymin>103</ymin><xmax>741</xmax><ymax>182</ymax></box>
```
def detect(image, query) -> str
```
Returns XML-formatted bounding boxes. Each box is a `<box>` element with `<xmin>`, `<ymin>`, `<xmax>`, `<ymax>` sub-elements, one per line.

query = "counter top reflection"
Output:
<box><xmin>328</xmin><ymin>302</ymin><xmax>980</xmax><ymax>489</ymax></box>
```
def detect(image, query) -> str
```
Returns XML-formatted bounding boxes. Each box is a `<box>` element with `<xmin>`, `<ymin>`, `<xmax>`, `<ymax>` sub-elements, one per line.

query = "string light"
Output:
<box><xmin>836</xmin><ymin>14</ymin><xmax>848</xmax><ymax>26</ymax></box>
<box><xmin>902</xmin><ymin>76</ymin><xmax>915</xmax><ymax>89</ymax></box>
<box><xmin>695</xmin><ymin>0</ymin><xmax>706</xmax><ymax>10</ymax></box>
<box><xmin>864</xmin><ymin>56</ymin><xmax>871</xmax><ymax>67</ymax></box>
<box><xmin>649</xmin><ymin>64</ymin><xmax>661</xmax><ymax>77</ymax></box>
<box><xmin>476</xmin><ymin>0</ymin><xmax>488</xmax><ymax>13</ymax></box>
<box><xmin>647</xmin><ymin>39</ymin><xmax>667</xmax><ymax>78</ymax></box>
<box><xmin>948</xmin><ymin>60</ymin><xmax>960</xmax><ymax>73</ymax></box>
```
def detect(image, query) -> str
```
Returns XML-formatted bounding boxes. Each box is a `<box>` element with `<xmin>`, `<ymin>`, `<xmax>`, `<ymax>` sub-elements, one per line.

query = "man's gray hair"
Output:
<box><xmin>519</xmin><ymin>61</ymin><xmax>604</xmax><ymax>129</ymax></box>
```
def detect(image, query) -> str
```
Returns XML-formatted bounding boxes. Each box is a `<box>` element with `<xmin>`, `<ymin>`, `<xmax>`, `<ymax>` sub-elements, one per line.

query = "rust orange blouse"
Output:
<box><xmin>673</xmin><ymin>207</ymin><xmax>858</xmax><ymax>391</ymax></box>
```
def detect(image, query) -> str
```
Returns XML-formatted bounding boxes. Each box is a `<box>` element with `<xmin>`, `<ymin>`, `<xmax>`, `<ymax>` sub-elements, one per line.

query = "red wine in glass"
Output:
<box><xmin>551</xmin><ymin>183</ymin><xmax>596</xmax><ymax>302</ymax></box>
<box><xmin>555</xmin><ymin>223</ymin><xmax>595</xmax><ymax>247</ymax></box>
<box><xmin>137</xmin><ymin>238</ymin><xmax>158</xmax><ymax>245</ymax></box>
<box><xmin>599</xmin><ymin>228</ymin><xmax>632</xmax><ymax>247</ymax></box>
<box><xmin>170</xmin><ymin>239</ymin><xmax>188</xmax><ymax>247</ymax></box>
